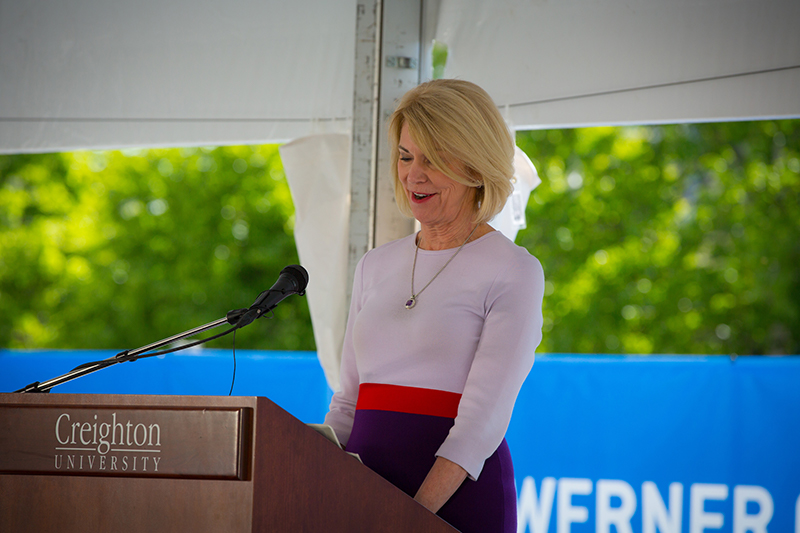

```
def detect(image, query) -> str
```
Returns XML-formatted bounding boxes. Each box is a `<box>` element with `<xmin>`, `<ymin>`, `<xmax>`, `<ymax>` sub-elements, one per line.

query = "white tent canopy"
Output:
<box><xmin>436</xmin><ymin>0</ymin><xmax>800</xmax><ymax>130</ymax></box>
<box><xmin>0</xmin><ymin>0</ymin><xmax>357</xmax><ymax>152</ymax></box>
<box><xmin>2</xmin><ymin>0</ymin><xmax>799</xmax><ymax>387</ymax></box>
<box><xmin>3</xmin><ymin>0</ymin><xmax>798</xmax><ymax>153</ymax></box>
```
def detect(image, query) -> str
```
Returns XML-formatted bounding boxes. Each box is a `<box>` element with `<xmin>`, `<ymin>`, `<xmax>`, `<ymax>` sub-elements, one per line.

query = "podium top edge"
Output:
<box><xmin>0</xmin><ymin>393</ymin><xmax>264</xmax><ymax>408</ymax></box>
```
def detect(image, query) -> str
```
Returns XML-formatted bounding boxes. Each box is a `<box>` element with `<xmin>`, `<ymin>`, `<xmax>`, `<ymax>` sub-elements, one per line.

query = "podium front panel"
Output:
<box><xmin>0</xmin><ymin>393</ymin><xmax>458</xmax><ymax>533</ymax></box>
<box><xmin>0</xmin><ymin>404</ymin><xmax>252</xmax><ymax>479</ymax></box>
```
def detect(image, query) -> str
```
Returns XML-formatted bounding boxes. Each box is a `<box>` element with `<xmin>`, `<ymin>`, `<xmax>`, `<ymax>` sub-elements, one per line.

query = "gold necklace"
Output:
<box><xmin>405</xmin><ymin>225</ymin><xmax>479</xmax><ymax>310</ymax></box>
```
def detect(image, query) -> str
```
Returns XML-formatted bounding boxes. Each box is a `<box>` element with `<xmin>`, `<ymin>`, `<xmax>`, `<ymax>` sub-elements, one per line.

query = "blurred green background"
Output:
<box><xmin>1</xmin><ymin>120</ymin><xmax>798</xmax><ymax>355</ymax></box>
<box><xmin>516</xmin><ymin>121</ymin><xmax>799</xmax><ymax>356</ymax></box>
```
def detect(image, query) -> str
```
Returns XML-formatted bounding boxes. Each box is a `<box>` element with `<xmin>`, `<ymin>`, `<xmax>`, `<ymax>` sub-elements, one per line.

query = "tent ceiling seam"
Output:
<box><xmin>507</xmin><ymin>64</ymin><xmax>800</xmax><ymax>109</ymax></box>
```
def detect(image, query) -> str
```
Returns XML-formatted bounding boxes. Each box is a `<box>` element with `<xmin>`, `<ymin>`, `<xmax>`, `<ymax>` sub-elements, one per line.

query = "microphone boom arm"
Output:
<box><xmin>15</xmin><ymin>316</ymin><xmax>234</xmax><ymax>393</ymax></box>
<box><xmin>14</xmin><ymin>265</ymin><xmax>309</xmax><ymax>393</ymax></box>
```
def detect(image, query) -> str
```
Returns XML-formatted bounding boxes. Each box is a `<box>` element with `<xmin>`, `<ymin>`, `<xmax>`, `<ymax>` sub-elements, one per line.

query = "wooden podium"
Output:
<box><xmin>0</xmin><ymin>393</ymin><xmax>458</xmax><ymax>532</ymax></box>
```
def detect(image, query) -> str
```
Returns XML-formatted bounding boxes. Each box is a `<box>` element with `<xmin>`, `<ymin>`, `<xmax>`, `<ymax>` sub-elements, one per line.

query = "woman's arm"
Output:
<box><xmin>323</xmin><ymin>254</ymin><xmax>368</xmax><ymax>445</ymax></box>
<box><xmin>414</xmin><ymin>456</ymin><xmax>468</xmax><ymax>513</ymax></box>
<box><xmin>435</xmin><ymin>251</ymin><xmax>544</xmax><ymax>480</ymax></box>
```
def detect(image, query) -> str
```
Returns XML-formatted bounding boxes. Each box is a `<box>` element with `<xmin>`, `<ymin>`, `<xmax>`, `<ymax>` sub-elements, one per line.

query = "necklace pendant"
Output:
<box><xmin>405</xmin><ymin>296</ymin><xmax>416</xmax><ymax>309</ymax></box>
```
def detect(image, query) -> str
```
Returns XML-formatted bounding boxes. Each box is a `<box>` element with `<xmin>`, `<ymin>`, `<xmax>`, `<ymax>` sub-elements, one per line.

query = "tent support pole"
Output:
<box><xmin>348</xmin><ymin>0</ymin><xmax>383</xmax><ymax>299</ymax></box>
<box><xmin>347</xmin><ymin>0</ymin><xmax>421</xmax><ymax>297</ymax></box>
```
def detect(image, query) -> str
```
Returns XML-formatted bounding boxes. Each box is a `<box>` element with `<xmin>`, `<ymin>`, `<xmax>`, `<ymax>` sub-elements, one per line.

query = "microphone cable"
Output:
<box><xmin>229</xmin><ymin>329</ymin><xmax>237</xmax><ymax>396</ymax></box>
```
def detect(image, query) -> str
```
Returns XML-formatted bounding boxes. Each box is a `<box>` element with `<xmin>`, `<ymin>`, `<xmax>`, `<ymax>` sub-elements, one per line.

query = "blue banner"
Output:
<box><xmin>0</xmin><ymin>349</ymin><xmax>331</xmax><ymax>423</ymax></box>
<box><xmin>506</xmin><ymin>355</ymin><xmax>800</xmax><ymax>533</ymax></box>
<box><xmin>2</xmin><ymin>351</ymin><xmax>798</xmax><ymax>532</ymax></box>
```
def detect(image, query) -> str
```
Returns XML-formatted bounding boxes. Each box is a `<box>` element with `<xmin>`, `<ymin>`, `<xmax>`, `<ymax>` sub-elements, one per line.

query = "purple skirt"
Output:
<box><xmin>347</xmin><ymin>385</ymin><xmax>517</xmax><ymax>533</ymax></box>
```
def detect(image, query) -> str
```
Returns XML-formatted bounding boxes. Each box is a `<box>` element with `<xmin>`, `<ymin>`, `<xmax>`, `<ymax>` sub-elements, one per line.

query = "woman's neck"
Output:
<box><xmin>418</xmin><ymin>222</ymin><xmax>494</xmax><ymax>251</ymax></box>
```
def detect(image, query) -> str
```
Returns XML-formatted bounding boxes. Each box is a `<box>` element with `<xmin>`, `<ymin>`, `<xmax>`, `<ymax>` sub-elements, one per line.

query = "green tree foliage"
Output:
<box><xmin>0</xmin><ymin>146</ymin><xmax>313</xmax><ymax>351</ymax></box>
<box><xmin>1</xmin><ymin>121</ymin><xmax>798</xmax><ymax>356</ymax></box>
<box><xmin>516</xmin><ymin>120</ymin><xmax>800</xmax><ymax>355</ymax></box>
<box><xmin>432</xmin><ymin>41</ymin><xmax>448</xmax><ymax>80</ymax></box>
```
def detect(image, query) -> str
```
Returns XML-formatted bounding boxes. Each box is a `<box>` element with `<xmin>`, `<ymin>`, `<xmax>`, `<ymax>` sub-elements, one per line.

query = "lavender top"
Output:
<box><xmin>324</xmin><ymin>230</ymin><xmax>545</xmax><ymax>479</ymax></box>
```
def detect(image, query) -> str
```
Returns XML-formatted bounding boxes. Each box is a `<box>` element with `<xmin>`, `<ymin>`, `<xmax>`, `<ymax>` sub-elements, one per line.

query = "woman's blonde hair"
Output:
<box><xmin>389</xmin><ymin>79</ymin><xmax>515</xmax><ymax>224</ymax></box>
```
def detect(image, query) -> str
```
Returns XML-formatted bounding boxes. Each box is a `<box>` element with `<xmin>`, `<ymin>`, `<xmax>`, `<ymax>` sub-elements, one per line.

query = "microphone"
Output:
<box><xmin>227</xmin><ymin>265</ymin><xmax>309</xmax><ymax>328</ymax></box>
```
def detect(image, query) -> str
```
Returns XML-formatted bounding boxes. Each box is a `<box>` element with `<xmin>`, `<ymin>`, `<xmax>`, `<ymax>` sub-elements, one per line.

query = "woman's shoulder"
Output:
<box><xmin>476</xmin><ymin>233</ymin><xmax>545</xmax><ymax>306</ymax></box>
<box><xmin>478</xmin><ymin>231</ymin><xmax>544</xmax><ymax>276</ymax></box>
<box><xmin>356</xmin><ymin>232</ymin><xmax>416</xmax><ymax>273</ymax></box>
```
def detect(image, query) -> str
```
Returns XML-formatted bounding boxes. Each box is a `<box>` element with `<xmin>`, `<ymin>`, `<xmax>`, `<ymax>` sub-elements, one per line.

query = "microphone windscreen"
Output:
<box><xmin>281</xmin><ymin>264</ymin><xmax>309</xmax><ymax>292</ymax></box>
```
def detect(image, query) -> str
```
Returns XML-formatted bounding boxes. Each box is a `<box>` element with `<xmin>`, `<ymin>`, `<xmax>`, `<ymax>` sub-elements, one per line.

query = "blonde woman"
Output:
<box><xmin>325</xmin><ymin>79</ymin><xmax>545</xmax><ymax>533</ymax></box>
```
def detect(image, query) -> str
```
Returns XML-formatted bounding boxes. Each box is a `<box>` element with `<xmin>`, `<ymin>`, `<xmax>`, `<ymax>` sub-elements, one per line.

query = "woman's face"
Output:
<box><xmin>397</xmin><ymin>124</ymin><xmax>476</xmax><ymax>231</ymax></box>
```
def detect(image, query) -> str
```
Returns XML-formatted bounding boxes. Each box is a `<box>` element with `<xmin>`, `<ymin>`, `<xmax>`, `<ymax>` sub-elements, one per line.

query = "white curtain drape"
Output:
<box><xmin>280</xmin><ymin>134</ymin><xmax>351</xmax><ymax>389</ymax></box>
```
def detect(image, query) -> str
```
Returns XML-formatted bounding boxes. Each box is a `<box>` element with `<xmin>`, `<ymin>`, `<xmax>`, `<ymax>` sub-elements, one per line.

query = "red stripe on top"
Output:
<box><xmin>356</xmin><ymin>383</ymin><xmax>461</xmax><ymax>418</ymax></box>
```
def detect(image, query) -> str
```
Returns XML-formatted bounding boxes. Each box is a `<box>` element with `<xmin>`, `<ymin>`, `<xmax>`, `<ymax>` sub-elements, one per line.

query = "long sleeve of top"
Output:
<box><xmin>324</xmin><ymin>230</ymin><xmax>545</xmax><ymax>480</ymax></box>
